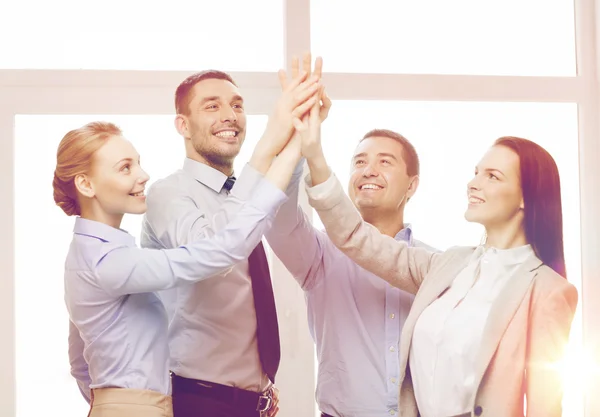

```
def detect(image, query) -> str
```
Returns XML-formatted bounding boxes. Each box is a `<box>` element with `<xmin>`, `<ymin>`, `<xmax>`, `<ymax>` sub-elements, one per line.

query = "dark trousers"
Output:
<box><xmin>173</xmin><ymin>390</ymin><xmax>259</xmax><ymax>417</ymax></box>
<box><xmin>171</xmin><ymin>374</ymin><xmax>264</xmax><ymax>417</ymax></box>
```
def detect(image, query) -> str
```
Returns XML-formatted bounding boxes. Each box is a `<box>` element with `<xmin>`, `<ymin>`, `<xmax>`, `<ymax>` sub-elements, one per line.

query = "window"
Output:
<box><xmin>14</xmin><ymin>114</ymin><xmax>267</xmax><ymax>417</ymax></box>
<box><xmin>312</xmin><ymin>100</ymin><xmax>582</xmax><ymax>416</ymax></box>
<box><xmin>0</xmin><ymin>0</ymin><xmax>283</xmax><ymax>71</ymax></box>
<box><xmin>310</xmin><ymin>0</ymin><xmax>576</xmax><ymax>76</ymax></box>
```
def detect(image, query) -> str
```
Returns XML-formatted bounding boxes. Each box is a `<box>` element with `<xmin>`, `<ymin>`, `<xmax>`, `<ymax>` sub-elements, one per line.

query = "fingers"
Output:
<box><xmin>291</xmin><ymin>56</ymin><xmax>300</xmax><ymax>79</ymax></box>
<box><xmin>313</xmin><ymin>56</ymin><xmax>323</xmax><ymax>79</ymax></box>
<box><xmin>319</xmin><ymin>87</ymin><xmax>332</xmax><ymax>121</ymax></box>
<box><xmin>302</xmin><ymin>52</ymin><xmax>312</xmax><ymax>76</ymax></box>
<box><xmin>292</xmin><ymin>94</ymin><xmax>320</xmax><ymax>119</ymax></box>
<box><xmin>292</xmin><ymin>80</ymin><xmax>321</xmax><ymax>106</ymax></box>
<box><xmin>285</xmin><ymin>70</ymin><xmax>310</xmax><ymax>92</ymax></box>
<box><xmin>277</xmin><ymin>69</ymin><xmax>287</xmax><ymax>90</ymax></box>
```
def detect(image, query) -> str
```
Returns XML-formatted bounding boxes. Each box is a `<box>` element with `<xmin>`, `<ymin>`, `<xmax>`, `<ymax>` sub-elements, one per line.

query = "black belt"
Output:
<box><xmin>171</xmin><ymin>373</ymin><xmax>273</xmax><ymax>413</ymax></box>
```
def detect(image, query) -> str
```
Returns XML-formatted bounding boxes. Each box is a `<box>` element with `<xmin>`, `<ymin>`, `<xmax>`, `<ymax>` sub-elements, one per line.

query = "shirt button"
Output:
<box><xmin>390</xmin><ymin>377</ymin><xmax>397</xmax><ymax>384</ymax></box>
<box><xmin>389</xmin><ymin>313</ymin><xmax>395</xmax><ymax>319</ymax></box>
<box><xmin>389</xmin><ymin>346</ymin><xmax>395</xmax><ymax>352</ymax></box>
<box><xmin>389</xmin><ymin>410</ymin><xmax>396</xmax><ymax>415</ymax></box>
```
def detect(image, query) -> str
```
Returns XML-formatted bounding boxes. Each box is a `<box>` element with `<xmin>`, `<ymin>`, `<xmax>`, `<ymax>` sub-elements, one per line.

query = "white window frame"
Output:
<box><xmin>0</xmin><ymin>0</ymin><xmax>598</xmax><ymax>415</ymax></box>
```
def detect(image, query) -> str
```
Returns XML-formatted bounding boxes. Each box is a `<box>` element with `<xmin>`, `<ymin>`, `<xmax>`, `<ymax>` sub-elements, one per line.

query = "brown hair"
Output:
<box><xmin>494</xmin><ymin>136</ymin><xmax>567</xmax><ymax>278</ymax></box>
<box><xmin>360</xmin><ymin>129</ymin><xmax>420</xmax><ymax>176</ymax></box>
<box><xmin>175</xmin><ymin>70</ymin><xmax>237</xmax><ymax>115</ymax></box>
<box><xmin>53</xmin><ymin>121</ymin><xmax>122</xmax><ymax>216</ymax></box>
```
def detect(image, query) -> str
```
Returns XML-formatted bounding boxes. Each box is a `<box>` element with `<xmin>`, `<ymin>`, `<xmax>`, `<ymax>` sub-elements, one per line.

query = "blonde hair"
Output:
<box><xmin>53</xmin><ymin>121</ymin><xmax>122</xmax><ymax>216</ymax></box>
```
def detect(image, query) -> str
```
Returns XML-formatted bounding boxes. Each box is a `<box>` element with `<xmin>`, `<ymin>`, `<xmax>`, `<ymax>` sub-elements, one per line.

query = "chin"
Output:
<box><xmin>464</xmin><ymin>209</ymin><xmax>480</xmax><ymax>223</ymax></box>
<box><xmin>128</xmin><ymin>203</ymin><xmax>147</xmax><ymax>215</ymax></box>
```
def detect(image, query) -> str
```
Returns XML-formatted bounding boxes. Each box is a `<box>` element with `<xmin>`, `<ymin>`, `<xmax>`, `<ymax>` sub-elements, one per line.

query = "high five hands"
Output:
<box><xmin>250</xmin><ymin>52</ymin><xmax>330</xmax><ymax>174</ymax></box>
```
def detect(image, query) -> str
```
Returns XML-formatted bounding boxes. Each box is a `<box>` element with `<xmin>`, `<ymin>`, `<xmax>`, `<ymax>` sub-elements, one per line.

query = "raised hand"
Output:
<box><xmin>292</xmin><ymin>88</ymin><xmax>331</xmax><ymax>186</ymax></box>
<box><xmin>279</xmin><ymin>53</ymin><xmax>331</xmax><ymax>123</ymax></box>
<box><xmin>292</xmin><ymin>87</ymin><xmax>323</xmax><ymax>160</ymax></box>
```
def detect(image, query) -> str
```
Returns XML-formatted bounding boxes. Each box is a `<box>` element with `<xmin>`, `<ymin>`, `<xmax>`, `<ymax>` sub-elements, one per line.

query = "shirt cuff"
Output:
<box><xmin>231</xmin><ymin>163</ymin><xmax>265</xmax><ymax>201</ymax></box>
<box><xmin>304</xmin><ymin>171</ymin><xmax>345</xmax><ymax>211</ymax></box>
<box><xmin>249</xmin><ymin>179</ymin><xmax>288</xmax><ymax>215</ymax></box>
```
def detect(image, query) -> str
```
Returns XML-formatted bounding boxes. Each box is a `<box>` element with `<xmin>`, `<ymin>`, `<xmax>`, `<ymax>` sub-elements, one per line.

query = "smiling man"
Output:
<box><xmin>266</xmin><ymin>128</ymin><xmax>437</xmax><ymax>417</ymax></box>
<box><xmin>139</xmin><ymin>69</ymin><xmax>321</xmax><ymax>417</ymax></box>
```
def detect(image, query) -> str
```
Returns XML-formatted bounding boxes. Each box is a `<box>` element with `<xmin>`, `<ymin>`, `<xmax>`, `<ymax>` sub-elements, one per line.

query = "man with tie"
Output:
<box><xmin>140</xmin><ymin>67</ymin><xmax>322</xmax><ymax>417</ymax></box>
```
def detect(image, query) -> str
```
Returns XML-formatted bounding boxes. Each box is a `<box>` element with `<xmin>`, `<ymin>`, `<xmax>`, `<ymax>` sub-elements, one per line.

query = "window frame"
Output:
<box><xmin>0</xmin><ymin>0</ymin><xmax>598</xmax><ymax>415</ymax></box>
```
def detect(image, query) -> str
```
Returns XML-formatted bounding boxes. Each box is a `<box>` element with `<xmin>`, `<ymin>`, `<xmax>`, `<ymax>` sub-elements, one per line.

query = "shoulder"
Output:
<box><xmin>532</xmin><ymin>265</ymin><xmax>578</xmax><ymax>306</ymax></box>
<box><xmin>147</xmin><ymin>170</ymin><xmax>190</xmax><ymax>197</ymax></box>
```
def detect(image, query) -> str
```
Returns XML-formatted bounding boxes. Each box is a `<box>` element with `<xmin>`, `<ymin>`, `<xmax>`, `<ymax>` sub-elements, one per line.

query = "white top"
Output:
<box><xmin>410</xmin><ymin>244</ymin><xmax>535</xmax><ymax>417</ymax></box>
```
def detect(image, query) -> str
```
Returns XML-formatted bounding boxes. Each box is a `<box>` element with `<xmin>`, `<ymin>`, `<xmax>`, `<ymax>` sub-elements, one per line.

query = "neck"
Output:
<box><xmin>360</xmin><ymin>208</ymin><xmax>406</xmax><ymax>238</ymax></box>
<box><xmin>484</xmin><ymin>221</ymin><xmax>527</xmax><ymax>250</ymax></box>
<box><xmin>80</xmin><ymin>205</ymin><xmax>123</xmax><ymax>229</ymax></box>
<box><xmin>186</xmin><ymin>151</ymin><xmax>234</xmax><ymax>177</ymax></box>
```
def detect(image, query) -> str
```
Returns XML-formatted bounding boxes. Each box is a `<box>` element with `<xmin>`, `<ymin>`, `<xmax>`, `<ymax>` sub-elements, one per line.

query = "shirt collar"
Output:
<box><xmin>394</xmin><ymin>223</ymin><xmax>413</xmax><ymax>245</ymax></box>
<box><xmin>183</xmin><ymin>157</ymin><xmax>231</xmax><ymax>193</ymax></box>
<box><xmin>473</xmin><ymin>243</ymin><xmax>534</xmax><ymax>266</ymax></box>
<box><xmin>73</xmin><ymin>217</ymin><xmax>136</xmax><ymax>247</ymax></box>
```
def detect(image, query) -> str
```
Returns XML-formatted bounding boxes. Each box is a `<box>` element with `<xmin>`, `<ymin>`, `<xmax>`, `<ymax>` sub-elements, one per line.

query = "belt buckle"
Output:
<box><xmin>256</xmin><ymin>393</ymin><xmax>272</xmax><ymax>412</ymax></box>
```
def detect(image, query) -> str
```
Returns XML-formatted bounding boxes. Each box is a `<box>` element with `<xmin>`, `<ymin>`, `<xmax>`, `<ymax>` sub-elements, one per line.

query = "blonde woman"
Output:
<box><xmin>293</xmin><ymin>102</ymin><xmax>577</xmax><ymax>417</ymax></box>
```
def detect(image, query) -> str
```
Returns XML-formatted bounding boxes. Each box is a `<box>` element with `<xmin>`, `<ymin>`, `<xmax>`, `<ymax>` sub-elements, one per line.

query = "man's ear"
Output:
<box><xmin>74</xmin><ymin>174</ymin><xmax>95</xmax><ymax>198</ymax></box>
<box><xmin>406</xmin><ymin>175</ymin><xmax>420</xmax><ymax>200</ymax></box>
<box><xmin>175</xmin><ymin>114</ymin><xmax>189</xmax><ymax>138</ymax></box>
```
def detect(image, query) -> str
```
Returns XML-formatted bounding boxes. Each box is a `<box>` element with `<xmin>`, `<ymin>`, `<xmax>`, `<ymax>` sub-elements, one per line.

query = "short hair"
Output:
<box><xmin>360</xmin><ymin>129</ymin><xmax>420</xmax><ymax>176</ymax></box>
<box><xmin>53</xmin><ymin>121</ymin><xmax>122</xmax><ymax>216</ymax></box>
<box><xmin>175</xmin><ymin>70</ymin><xmax>237</xmax><ymax>115</ymax></box>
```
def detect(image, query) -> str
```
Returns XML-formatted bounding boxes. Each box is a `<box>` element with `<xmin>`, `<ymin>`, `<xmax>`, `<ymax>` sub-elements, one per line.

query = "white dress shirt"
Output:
<box><xmin>410</xmin><ymin>244</ymin><xmax>535</xmax><ymax>417</ymax></box>
<box><xmin>141</xmin><ymin>160</ymin><xmax>274</xmax><ymax>392</ymax></box>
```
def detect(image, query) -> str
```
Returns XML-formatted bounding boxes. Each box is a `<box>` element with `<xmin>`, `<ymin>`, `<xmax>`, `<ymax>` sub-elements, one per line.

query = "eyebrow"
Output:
<box><xmin>113</xmin><ymin>158</ymin><xmax>132</xmax><ymax>168</ymax></box>
<box><xmin>353</xmin><ymin>152</ymin><xmax>398</xmax><ymax>161</ymax></box>
<box><xmin>112</xmin><ymin>156</ymin><xmax>140</xmax><ymax>168</ymax></box>
<box><xmin>198</xmin><ymin>95</ymin><xmax>244</xmax><ymax>105</ymax></box>
<box><xmin>476</xmin><ymin>167</ymin><xmax>506</xmax><ymax>177</ymax></box>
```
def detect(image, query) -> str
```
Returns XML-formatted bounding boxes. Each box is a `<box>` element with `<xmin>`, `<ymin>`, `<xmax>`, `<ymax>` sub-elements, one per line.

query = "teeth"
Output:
<box><xmin>469</xmin><ymin>196</ymin><xmax>484</xmax><ymax>203</ymax></box>
<box><xmin>131</xmin><ymin>191</ymin><xmax>144</xmax><ymax>197</ymax></box>
<box><xmin>215</xmin><ymin>131</ymin><xmax>236</xmax><ymax>138</ymax></box>
<box><xmin>360</xmin><ymin>184</ymin><xmax>382</xmax><ymax>190</ymax></box>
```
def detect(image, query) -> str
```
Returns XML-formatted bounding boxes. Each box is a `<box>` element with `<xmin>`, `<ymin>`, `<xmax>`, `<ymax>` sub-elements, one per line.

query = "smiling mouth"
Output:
<box><xmin>468</xmin><ymin>196</ymin><xmax>485</xmax><ymax>204</ymax></box>
<box><xmin>129</xmin><ymin>191</ymin><xmax>145</xmax><ymax>197</ymax></box>
<box><xmin>214</xmin><ymin>131</ymin><xmax>238</xmax><ymax>138</ymax></box>
<box><xmin>359</xmin><ymin>184</ymin><xmax>383</xmax><ymax>191</ymax></box>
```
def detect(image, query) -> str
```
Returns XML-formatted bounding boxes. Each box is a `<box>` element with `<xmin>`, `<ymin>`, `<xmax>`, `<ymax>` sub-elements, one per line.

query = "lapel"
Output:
<box><xmin>470</xmin><ymin>253</ymin><xmax>543</xmax><ymax>392</ymax></box>
<box><xmin>398</xmin><ymin>247</ymin><xmax>474</xmax><ymax>380</ymax></box>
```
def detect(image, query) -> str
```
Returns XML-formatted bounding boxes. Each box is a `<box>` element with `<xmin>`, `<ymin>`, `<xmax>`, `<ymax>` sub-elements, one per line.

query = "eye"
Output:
<box><xmin>121</xmin><ymin>164</ymin><xmax>131</xmax><ymax>173</ymax></box>
<box><xmin>488</xmin><ymin>173</ymin><xmax>498</xmax><ymax>180</ymax></box>
<box><xmin>206</xmin><ymin>104</ymin><xmax>218</xmax><ymax>110</ymax></box>
<box><xmin>233</xmin><ymin>103</ymin><xmax>244</xmax><ymax>109</ymax></box>
<box><xmin>381</xmin><ymin>159</ymin><xmax>391</xmax><ymax>165</ymax></box>
<box><xmin>355</xmin><ymin>160</ymin><xmax>366</xmax><ymax>166</ymax></box>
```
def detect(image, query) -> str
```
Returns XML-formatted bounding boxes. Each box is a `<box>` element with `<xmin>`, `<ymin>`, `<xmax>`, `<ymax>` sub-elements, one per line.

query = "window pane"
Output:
<box><xmin>311</xmin><ymin>0</ymin><xmax>576</xmax><ymax>76</ymax></box>
<box><xmin>314</xmin><ymin>101</ymin><xmax>582</xmax><ymax>416</ymax></box>
<box><xmin>1</xmin><ymin>1</ymin><xmax>282</xmax><ymax>70</ymax></box>
<box><xmin>14</xmin><ymin>114</ymin><xmax>267</xmax><ymax>417</ymax></box>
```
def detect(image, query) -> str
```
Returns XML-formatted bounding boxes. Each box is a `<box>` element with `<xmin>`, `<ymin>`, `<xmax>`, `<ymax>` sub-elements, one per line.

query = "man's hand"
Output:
<box><xmin>293</xmin><ymin>87</ymin><xmax>324</xmax><ymax>161</ymax></box>
<box><xmin>266</xmin><ymin>386</ymin><xmax>280</xmax><ymax>417</ymax></box>
<box><xmin>292</xmin><ymin>87</ymin><xmax>331</xmax><ymax>186</ymax></box>
<box><xmin>279</xmin><ymin>53</ymin><xmax>331</xmax><ymax>123</ymax></box>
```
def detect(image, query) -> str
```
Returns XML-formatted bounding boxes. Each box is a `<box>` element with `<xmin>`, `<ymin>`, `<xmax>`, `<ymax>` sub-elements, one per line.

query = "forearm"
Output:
<box><xmin>265</xmin><ymin>146</ymin><xmax>303</xmax><ymax>191</ymax></box>
<box><xmin>249</xmin><ymin>128</ymin><xmax>282</xmax><ymax>175</ymax></box>
<box><xmin>98</xmin><ymin>184</ymin><xmax>287</xmax><ymax>295</ymax></box>
<box><xmin>306</xmin><ymin>150</ymin><xmax>330</xmax><ymax>187</ymax></box>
